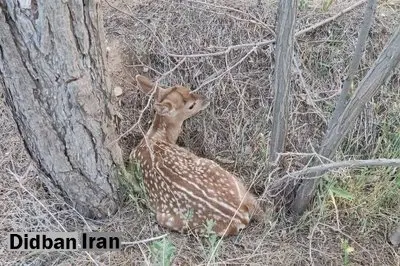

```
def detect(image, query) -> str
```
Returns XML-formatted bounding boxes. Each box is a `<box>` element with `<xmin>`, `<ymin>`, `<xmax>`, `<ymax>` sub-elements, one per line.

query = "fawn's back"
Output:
<box><xmin>131</xmin><ymin>75</ymin><xmax>262</xmax><ymax>236</ymax></box>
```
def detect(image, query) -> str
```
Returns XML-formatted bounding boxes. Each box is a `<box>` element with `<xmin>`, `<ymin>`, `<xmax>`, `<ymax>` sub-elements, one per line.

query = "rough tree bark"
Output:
<box><xmin>269</xmin><ymin>0</ymin><xmax>297</xmax><ymax>163</ymax></box>
<box><xmin>291</xmin><ymin>24</ymin><xmax>400</xmax><ymax>215</ymax></box>
<box><xmin>0</xmin><ymin>0</ymin><xmax>124</xmax><ymax>218</ymax></box>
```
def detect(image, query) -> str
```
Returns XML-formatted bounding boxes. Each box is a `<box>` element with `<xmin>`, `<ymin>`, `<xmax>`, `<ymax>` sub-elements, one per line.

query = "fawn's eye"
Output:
<box><xmin>188</xmin><ymin>102</ymin><xmax>196</xmax><ymax>110</ymax></box>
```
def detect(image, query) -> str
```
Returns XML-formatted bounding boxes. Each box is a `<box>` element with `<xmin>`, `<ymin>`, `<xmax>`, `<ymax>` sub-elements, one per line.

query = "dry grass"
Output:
<box><xmin>1</xmin><ymin>0</ymin><xmax>400</xmax><ymax>265</ymax></box>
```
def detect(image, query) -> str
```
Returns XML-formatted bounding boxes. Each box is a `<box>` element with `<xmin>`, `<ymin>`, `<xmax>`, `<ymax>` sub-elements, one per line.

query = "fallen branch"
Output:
<box><xmin>168</xmin><ymin>40</ymin><xmax>274</xmax><ymax>58</ymax></box>
<box><xmin>284</xmin><ymin>158</ymin><xmax>400</xmax><ymax>180</ymax></box>
<box><xmin>192</xmin><ymin>46</ymin><xmax>257</xmax><ymax>92</ymax></box>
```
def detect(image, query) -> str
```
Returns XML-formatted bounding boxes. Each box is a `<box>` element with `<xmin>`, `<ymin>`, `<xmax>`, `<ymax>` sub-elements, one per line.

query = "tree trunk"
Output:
<box><xmin>291</xmin><ymin>24</ymin><xmax>400</xmax><ymax>216</ymax></box>
<box><xmin>328</xmin><ymin>0</ymin><xmax>377</xmax><ymax>131</ymax></box>
<box><xmin>0</xmin><ymin>0</ymin><xmax>123</xmax><ymax>218</ymax></box>
<box><xmin>268</xmin><ymin>0</ymin><xmax>297</xmax><ymax>163</ymax></box>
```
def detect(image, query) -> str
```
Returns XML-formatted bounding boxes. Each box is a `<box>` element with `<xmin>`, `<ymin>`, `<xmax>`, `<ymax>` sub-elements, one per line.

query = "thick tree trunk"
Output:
<box><xmin>0</xmin><ymin>0</ymin><xmax>123</xmax><ymax>218</ymax></box>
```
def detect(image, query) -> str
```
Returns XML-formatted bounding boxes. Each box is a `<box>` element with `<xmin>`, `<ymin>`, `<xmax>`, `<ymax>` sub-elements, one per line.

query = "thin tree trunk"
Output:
<box><xmin>328</xmin><ymin>0</ymin><xmax>377</xmax><ymax>131</ymax></box>
<box><xmin>269</xmin><ymin>0</ymin><xmax>297</xmax><ymax>163</ymax></box>
<box><xmin>0</xmin><ymin>0</ymin><xmax>123</xmax><ymax>218</ymax></box>
<box><xmin>291</xmin><ymin>24</ymin><xmax>400</xmax><ymax>215</ymax></box>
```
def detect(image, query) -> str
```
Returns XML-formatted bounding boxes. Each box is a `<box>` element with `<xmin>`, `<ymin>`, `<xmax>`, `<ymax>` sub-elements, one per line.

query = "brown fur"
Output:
<box><xmin>130</xmin><ymin>75</ymin><xmax>264</xmax><ymax>236</ymax></box>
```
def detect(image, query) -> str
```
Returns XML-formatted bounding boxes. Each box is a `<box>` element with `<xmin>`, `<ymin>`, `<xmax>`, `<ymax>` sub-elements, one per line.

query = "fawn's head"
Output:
<box><xmin>136</xmin><ymin>75</ymin><xmax>210</xmax><ymax>123</ymax></box>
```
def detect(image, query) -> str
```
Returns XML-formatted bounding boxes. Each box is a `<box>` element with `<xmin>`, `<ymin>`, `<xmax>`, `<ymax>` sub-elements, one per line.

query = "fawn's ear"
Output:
<box><xmin>154</xmin><ymin>101</ymin><xmax>174</xmax><ymax>116</ymax></box>
<box><xmin>136</xmin><ymin>75</ymin><xmax>156</xmax><ymax>94</ymax></box>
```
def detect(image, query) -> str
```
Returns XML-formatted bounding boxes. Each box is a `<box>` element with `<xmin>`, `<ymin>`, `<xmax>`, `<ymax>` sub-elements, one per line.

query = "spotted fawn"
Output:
<box><xmin>130</xmin><ymin>75</ymin><xmax>263</xmax><ymax>236</ymax></box>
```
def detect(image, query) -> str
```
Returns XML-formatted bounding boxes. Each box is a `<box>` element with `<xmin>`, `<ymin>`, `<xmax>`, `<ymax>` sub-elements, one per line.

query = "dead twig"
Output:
<box><xmin>104</xmin><ymin>0</ymin><xmax>169</xmax><ymax>54</ymax></box>
<box><xmin>186</xmin><ymin>0</ymin><xmax>275</xmax><ymax>34</ymax></box>
<box><xmin>192</xmin><ymin>47</ymin><xmax>257</xmax><ymax>92</ymax></box>
<box><xmin>286</xmin><ymin>158</ymin><xmax>400</xmax><ymax>180</ymax></box>
<box><xmin>168</xmin><ymin>0</ymin><xmax>367</xmax><ymax>58</ymax></box>
<box><xmin>122</xmin><ymin>233</ymin><xmax>169</xmax><ymax>249</ymax></box>
<box><xmin>168</xmin><ymin>40</ymin><xmax>274</xmax><ymax>58</ymax></box>
<box><xmin>296</xmin><ymin>0</ymin><xmax>367</xmax><ymax>36</ymax></box>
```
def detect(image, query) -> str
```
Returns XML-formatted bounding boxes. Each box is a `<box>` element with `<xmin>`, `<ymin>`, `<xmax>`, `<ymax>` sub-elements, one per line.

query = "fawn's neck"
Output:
<box><xmin>147</xmin><ymin>115</ymin><xmax>183</xmax><ymax>144</ymax></box>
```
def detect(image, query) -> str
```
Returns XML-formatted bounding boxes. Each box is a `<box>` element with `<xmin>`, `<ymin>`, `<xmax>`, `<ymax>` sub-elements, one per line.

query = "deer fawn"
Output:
<box><xmin>130</xmin><ymin>75</ymin><xmax>263</xmax><ymax>236</ymax></box>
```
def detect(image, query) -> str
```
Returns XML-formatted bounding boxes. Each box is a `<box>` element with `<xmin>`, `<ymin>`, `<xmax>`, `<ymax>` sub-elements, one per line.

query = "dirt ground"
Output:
<box><xmin>1</xmin><ymin>0</ymin><xmax>400</xmax><ymax>265</ymax></box>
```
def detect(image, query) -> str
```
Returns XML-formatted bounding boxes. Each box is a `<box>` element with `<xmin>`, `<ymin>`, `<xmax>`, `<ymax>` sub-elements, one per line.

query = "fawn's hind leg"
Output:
<box><xmin>156</xmin><ymin>212</ymin><xmax>186</xmax><ymax>233</ymax></box>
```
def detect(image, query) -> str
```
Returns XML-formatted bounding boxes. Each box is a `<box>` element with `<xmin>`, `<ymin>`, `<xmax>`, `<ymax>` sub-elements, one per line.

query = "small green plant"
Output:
<box><xmin>203</xmin><ymin>219</ymin><xmax>222</xmax><ymax>264</ymax></box>
<box><xmin>120</xmin><ymin>161</ymin><xmax>149</xmax><ymax>211</ymax></box>
<box><xmin>257</xmin><ymin>133</ymin><xmax>269</xmax><ymax>162</ymax></box>
<box><xmin>322</xmin><ymin>0</ymin><xmax>334</xmax><ymax>11</ymax></box>
<box><xmin>328</xmin><ymin>185</ymin><xmax>354</xmax><ymax>201</ymax></box>
<box><xmin>395</xmin><ymin>175</ymin><xmax>400</xmax><ymax>188</ymax></box>
<box><xmin>181</xmin><ymin>209</ymin><xmax>194</xmax><ymax>228</ymax></box>
<box><xmin>341</xmin><ymin>239</ymin><xmax>354</xmax><ymax>266</ymax></box>
<box><xmin>299</xmin><ymin>0</ymin><xmax>309</xmax><ymax>10</ymax></box>
<box><xmin>150</xmin><ymin>237</ymin><xmax>176</xmax><ymax>266</ymax></box>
